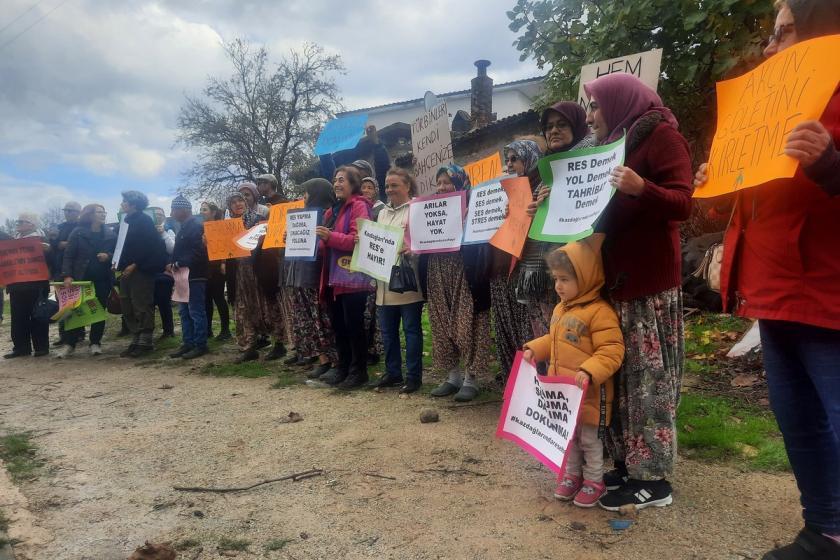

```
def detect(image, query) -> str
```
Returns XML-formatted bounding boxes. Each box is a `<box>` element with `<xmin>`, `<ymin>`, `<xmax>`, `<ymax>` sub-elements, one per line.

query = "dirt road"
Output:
<box><xmin>0</xmin><ymin>346</ymin><xmax>800</xmax><ymax>560</ymax></box>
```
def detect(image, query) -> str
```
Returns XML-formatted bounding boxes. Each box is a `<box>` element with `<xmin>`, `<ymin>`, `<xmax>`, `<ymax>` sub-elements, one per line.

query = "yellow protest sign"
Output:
<box><xmin>464</xmin><ymin>152</ymin><xmax>503</xmax><ymax>186</ymax></box>
<box><xmin>696</xmin><ymin>34</ymin><xmax>840</xmax><ymax>199</ymax></box>
<box><xmin>205</xmin><ymin>218</ymin><xmax>251</xmax><ymax>261</ymax></box>
<box><xmin>263</xmin><ymin>199</ymin><xmax>305</xmax><ymax>249</ymax></box>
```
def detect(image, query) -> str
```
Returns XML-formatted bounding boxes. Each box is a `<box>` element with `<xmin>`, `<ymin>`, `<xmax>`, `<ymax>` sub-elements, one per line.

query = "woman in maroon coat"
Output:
<box><xmin>583</xmin><ymin>73</ymin><xmax>694</xmax><ymax>511</ymax></box>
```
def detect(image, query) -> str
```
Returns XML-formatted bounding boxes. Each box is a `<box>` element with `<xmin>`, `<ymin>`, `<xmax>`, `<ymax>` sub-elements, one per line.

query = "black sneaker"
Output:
<box><xmin>169</xmin><ymin>345</ymin><xmax>193</xmax><ymax>359</ymax></box>
<box><xmin>762</xmin><ymin>526</ymin><xmax>840</xmax><ymax>560</ymax></box>
<box><xmin>215</xmin><ymin>330</ymin><xmax>232</xmax><ymax>341</ymax></box>
<box><xmin>399</xmin><ymin>379</ymin><xmax>422</xmax><ymax>394</ymax></box>
<box><xmin>255</xmin><ymin>336</ymin><xmax>271</xmax><ymax>349</ymax></box>
<box><xmin>181</xmin><ymin>347</ymin><xmax>208</xmax><ymax>360</ymax></box>
<box><xmin>337</xmin><ymin>372</ymin><xmax>369</xmax><ymax>390</ymax></box>
<box><xmin>307</xmin><ymin>363</ymin><xmax>332</xmax><ymax>379</ymax></box>
<box><xmin>604</xmin><ymin>465</ymin><xmax>629</xmax><ymax>491</ymax></box>
<box><xmin>295</xmin><ymin>356</ymin><xmax>318</xmax><ymax>367</ymax></box>
<box><xmin>283</xmin><ymin>354</ymin><xmax>301</xmax><ymax>366</ymax></box>
<box><xmin>320</xmin><ymin>368</ymin><xmax>348</xmax><ymax>386</ymax></box>
<box><xmin>264</xmin><ymin>343</ymin><xmax>287</xmax><ymax>361</ymax></box>
<box><xmin>598</xmin><ymin>479</ymin><xmax>673</xmax><ymax>511</ymax></box>
<box><xmin>370</xmin><ymin>375</ymin><xmax>403</xmax><ymax>389</ymax></box>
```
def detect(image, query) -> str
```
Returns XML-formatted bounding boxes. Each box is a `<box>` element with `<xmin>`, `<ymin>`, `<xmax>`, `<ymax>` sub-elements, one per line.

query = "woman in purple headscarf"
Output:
<box><xmin>581</xmin><ymin>73</ymin><xmax>694</xmax><ymax>512</ymax></box>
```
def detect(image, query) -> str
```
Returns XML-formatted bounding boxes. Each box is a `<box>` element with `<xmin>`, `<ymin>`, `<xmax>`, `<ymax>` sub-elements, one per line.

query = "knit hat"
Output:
<box><xmin>171</xmin><ymin>195</ymin><xmax>192</xmax><ymax>211</ymax></box>
<box><xmin>361</xmin><ymin>176</ymin><xmax>379</xmax><ymax>190</ymax></box>
<box><xmin>350</xmin><ymin>159</ymin><xmax>374</xmax><ymax>178</ymax></box>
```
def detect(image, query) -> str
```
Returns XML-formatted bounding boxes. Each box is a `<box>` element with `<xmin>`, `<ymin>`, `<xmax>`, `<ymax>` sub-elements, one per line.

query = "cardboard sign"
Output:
<box><xmin>529</xmin><ymin>136</ymin><xmax>624</xmax><ymax>243</ymax></box>
<box><xmin>314</xmin><ymin>113</ymin><xmax>368</xmax><ymax>156</ymax></box>
<box><xmin>51</xmin><ymin>283</ymin><xmax>84</xmax><ymax>321</ymax></box>
<box><xmin>284</xmin><ymin>210</ymin><xmax>320</xmax><ymax>261</ymax></box>
<box><xmin>411</xmin><ymin>100</ymin><xmax>454</xmax><ymax>196</ymax></box>
<box><xmin>577</xmin><ymin>49</ymin><xmax>662</xmax><ymax>111</ymax></box>
<box><xmin>350</xmin><ymin>219</ymin><xmax>404</xmax><ymax>282</ymax></box>
<box><xmin>52</xmin><ymin>282</ymin><xmax>106</xmax><ymax>330</ymax></box>
<box><xmin>263</xmin><ymin>199</ymin><xmax>306</xmax><ymax>249</ymax></box>
<box><xmin>172</xmin><ymin>267</ymin><xmax>190</xmax><ymax>303</ymax></box>
<box><xmin>496</xmin><ymin>352</ymin><xmax>587</xmax><ymax>474</ymax></box>
<box><xmin>0</xmin><ymin>237</ymin><xmax>49</xmax><ymax>286</ymax></box>
<box><xmin>696</xmin><ymin>35</ymin><xmax>840</xmax><ymax>198</ymax></box>
<box><xmin>463</xmin><ymin>179</ymin><xmax>509</xmax><ymax>244</ymax></box>
<box><xmin>407</xmin><ymin>191</ymin><xmax>466</xmax><ymax>254</ymax></box>
<box><xmin>112</xmin><ymin>216</ymin><xmax>129</xmax><ymax>268</ymax></box>
<box><xmin>490</xmin><ymin>176</ymin><xmax>534</xmax><ymax>259</ymax></box>
<box><xmin>235</xmin><ymin>223</ymin><xmax>268</xmax><ymax>251</ymax></box>
<box><xmin>464</xmin><ymin>152</ymin><xmax>503</xmax><ymax>186</ymax></box>
<box><xmin>204</xmin><ymin>218</ymin><xmax>251</xmax><ymax>261</ymax></box>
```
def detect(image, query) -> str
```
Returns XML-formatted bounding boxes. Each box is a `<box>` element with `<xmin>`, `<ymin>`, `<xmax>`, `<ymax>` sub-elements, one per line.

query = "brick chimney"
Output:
<box><xmin>470</xmin><ymin>59</ymin><xmax>494</xmax><ymax>129</ymax></box>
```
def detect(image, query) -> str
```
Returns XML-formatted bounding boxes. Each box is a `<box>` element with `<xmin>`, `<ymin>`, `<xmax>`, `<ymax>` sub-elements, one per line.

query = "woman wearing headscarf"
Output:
<box><xmin>519</xmin><ymin>102</ymin><xmax>592</xmax><ymax>338</ymax></box>
<box><xmin>315</xmin><ymin>166</ymin><xmax>374</xmax><ymax>389</ymax></box>
<box><xmin>696</xmin><ymin>2</ymin><xmax>840</xmax><ymax>556</ymax></box>
<box><xmin>577</xmin><ymin>73</ymin><xmax>693</xmax><ymax>512</ymax></box>
<box><xmin>490</xmin><ymin>139</ymin><xmax>543</xmax><ymax>376</ymax></box>
<box><xmin>422</xmin><ymin>164</ymin><xmax>492</xmax><ymax>402</ymax></box>
<box><xmin>239</xmin><ymin>182</ymin><xmax>269</xmax><ymax>220</ymax></box>
<box><xmin>199</xmin><ymin>201</ymin><xmax>231</xmax><ymax>340</ymax></box>
<box><xmin>360</xmin><ymin>175</ymin><xmax>384</xmax><ymax>366</ymax></box>
<box><xmin>284</xmin><ymin>178</ymin><xmax>339</xmax><ymax>378</ymax></box>
<box><xmin>227</xmin><ymin>186</ymin><xmax>277</xmax><ymax>362</ymax></box>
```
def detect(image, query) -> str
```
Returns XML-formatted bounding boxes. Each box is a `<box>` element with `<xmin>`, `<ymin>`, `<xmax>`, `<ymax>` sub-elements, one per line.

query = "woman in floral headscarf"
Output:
<box><xmin>422</xmin><ymin>164</ymin><xmax>492</xmax><ymax>402</ymax></box>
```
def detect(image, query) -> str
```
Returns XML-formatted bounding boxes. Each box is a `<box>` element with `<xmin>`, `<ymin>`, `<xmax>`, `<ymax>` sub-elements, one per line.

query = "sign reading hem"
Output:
<box><xmin>496</xmin><ymin>352</ymin><xmax>587</xmax><ymax>474</ymax></box>
<box><xmin>529</xmin><ymin>135</ymin><xmax>624</xmax><ymax>243</ymax></box>
<box><xmin>577</xmin><ymin>49</ymin><xmax>662</xmax><ymax>111</ymax></box>
<box><xmin>314</xmin><ymin>114</ymin><xmax>368</xmax><ymax>156</ymax></box>
<box><xmin>407</xmin><ymin>191</ymin><xmax>466</xmax><ymax>254</ymax></box>
<box><xmin>350</xmin><ymin>219</ymin><xmax>404</xmax><ymax>282</ymax></box>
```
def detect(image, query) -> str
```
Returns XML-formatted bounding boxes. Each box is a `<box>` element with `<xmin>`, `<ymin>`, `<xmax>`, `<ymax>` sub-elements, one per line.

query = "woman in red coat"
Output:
<box><xmin>583</xmin><ymin>73</ymin><xmax>694</xmax><ymax>511</ymax></box>
<box><xmin>696</xmin><ymin>1</ymin><xmax>840</xmax><ymax>557</ymax></box>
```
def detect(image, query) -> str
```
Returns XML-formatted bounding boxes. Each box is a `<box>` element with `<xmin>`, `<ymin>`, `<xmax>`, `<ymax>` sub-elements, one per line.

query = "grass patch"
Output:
<box><xmin>174</xmin><ymin>538</ymin><xmax>201</xmax><ymax>550</ymax></box>
<box><xmin>202</xmin><ymin>361</ymin><xmax>272</xmax><ymax>379</ymax></box>
<box><xmin>0</xmin><ymin>432</ymin><xmax>43</xmax><ymax>482</ymax></box>
<box><xmin>684</xmin><ymin>313</ymin><xmax>752</xmax><ymax>356</ymax></box>
<box><xmin>270</xmin><ymin>371</ymin><xmax>302</xmax><ymax>389</ymax></box>
<box><xmin>678</xmin><ymin>393</ymin><xmax>789</xmax><ymax>471</ymax></box>
<box><xmin>265</xmin><ymin>538</ymin><xmax>293</xmax><ymax>551</ymax></box>
<box><xmin>218</xmin><ymin>537</ymin><xmax>250</xmax><ymax>551</ymax></box>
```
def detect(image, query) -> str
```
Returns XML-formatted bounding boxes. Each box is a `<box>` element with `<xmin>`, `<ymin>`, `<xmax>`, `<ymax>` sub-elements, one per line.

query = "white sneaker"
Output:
<box><xmin>57</xmin><ymin>345</ymin><xmax>75</xmax><ymax>359</ymax></box>
<box><xmin>89</xmin><ymin>344</ymin><xmax>102</xmax><ymax>356</ymax></box>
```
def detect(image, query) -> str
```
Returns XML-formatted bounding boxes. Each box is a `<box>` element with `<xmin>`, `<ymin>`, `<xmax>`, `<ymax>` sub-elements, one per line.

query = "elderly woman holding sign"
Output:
<box><xmin>368</xmin><ymin>167</ymin><xmax>425</xmax><ymax>394</ymax></box>
<box><xmin>695</xmin><ymin>1</ymin><xmax>840</xmax><ymax>556</ymax></box>
<box><xmin>579</xmin><ymin>73</ymin><xmax>693</xmax><ymax>512</ymax></box>
<box><xmin>422</xmin><ymin>164</ymin><xmax>492</xmax><ymax>402</ymax></box>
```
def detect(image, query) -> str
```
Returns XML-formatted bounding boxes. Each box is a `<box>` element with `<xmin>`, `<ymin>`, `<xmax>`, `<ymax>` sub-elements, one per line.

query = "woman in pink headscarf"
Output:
<box><xmin>582</xmin><ymin>73</ymin><xmax>694</xmax><ymax>512</ymax></box>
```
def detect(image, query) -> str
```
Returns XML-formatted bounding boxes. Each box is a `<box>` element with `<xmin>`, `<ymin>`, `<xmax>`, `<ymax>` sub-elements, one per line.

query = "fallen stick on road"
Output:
<box><xmin>173</xmin><ymin>468</ymin><xmax>324</xmax><ymax>493</ymax></box>
<box><xmin>411</xmin><ymin>468</ymin><xmax>488</xmax><ymax>477</ymax></box>
<box><xmin>363</xmin><ymin>472</ymin><xmax>397</xmax><ymax>481</ymax></box>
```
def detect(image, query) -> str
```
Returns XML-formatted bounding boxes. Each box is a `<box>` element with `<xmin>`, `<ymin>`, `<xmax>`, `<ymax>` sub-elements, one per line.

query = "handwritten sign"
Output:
<box><xmin>696</xmin><ymin>35</ymin><xmax>840</xmax><ymax>198</ymax></box>
<box><xmin>463</xmin><ymin>179</ymin><xmax>509</xmax><ymax>244</ymax></box>
<box><xmin>285</xmin><ymin>210</ymin><xmax>320</xmax><ymax>261</ymax></box>
<box><xmin>172</xmin><ymin>267</ymin><xmax>190</xmax><ymax>303</ymax></box>
<box><xmin>496</xmin><ymin>352</ymin><xmax>587</xmax><ymax>474</ymax></box>
<box><xmin>350</xmin><ymin>219</ymin><xmax>404</xmax><ymax>282</ymax></box>
<box><xmin>529</xmin><ymin>136</ymin><xmax>624</xmax><ymax>243</ymax></box>
<box><xmin>314</xmin><ymin>113</ymin><xmax>368</xmax><ymax>156</ymax></box>
<box><xmin>0</xmin><ymin>238</ymin><xmax>49</xmax><ymax>286</ymax></box>
<box><xmin>578</xmin><ymin>49</ymin><xmax>662</xmax><ymax>111</ymax></box>
<box><xmin>52</xmin><ymin>282</ymin><xmax>106</xmax><ymax>330</ymax></box>
<box><xmin>464</xmin><ymin>152</ymin><xmax>503</xmax><ymax>186</ymax></box>
<box><xmin>411</xmin><ymin>100</ymin><xmax>454</xmax><ymax>196</ymax></box>
<box><xmin>263</xmin><ymin>199</ymin><xmax>305</xmax><ymax>249</ymax></box>
<box><xmin>234</xmin><ymin>223</ymin><xmax>268</xmax><ymax>251</ymax></box>
<box><xmin>204</xmin><ymin>219</ymin><xmax>251</xmax><ymax>261</ymax></box>
<box><xmin>407</xmin><ymin>191</ymin><xmax>466</xmax><ymax>254</ymax></box>
<box><xmin>490</xmin><ymin>176</ymin><xmax>534</xmax><ymax>259</ymax></box>
<box><xmin>51</xmin><ymin>283</ymin><xmax>83</xmax><ymax>321</ymax></box>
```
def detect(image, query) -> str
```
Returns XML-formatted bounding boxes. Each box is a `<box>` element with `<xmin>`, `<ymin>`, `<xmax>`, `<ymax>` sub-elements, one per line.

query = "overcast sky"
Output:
<box><xmin>0</xmin><ymin>0</ymin><xmax>541</xmax><ymax>224</ymax></box>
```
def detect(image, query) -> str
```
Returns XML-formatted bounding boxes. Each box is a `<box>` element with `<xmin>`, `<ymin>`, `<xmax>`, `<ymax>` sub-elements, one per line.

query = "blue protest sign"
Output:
<box><xmin>314</xmin><ymin>114</ymin><xmax>368</xmax><ymax>156</ymax></box>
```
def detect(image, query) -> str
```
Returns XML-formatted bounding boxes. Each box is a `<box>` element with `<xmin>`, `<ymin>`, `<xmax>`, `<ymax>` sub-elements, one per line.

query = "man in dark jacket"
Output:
<box><xmin>51</xmin><ymin>201</ymin><xmax>81</xmax><ymax>346</ymax></box>
<box><xmin>168</xmin><ymin>195</ymin><xmax>210</xmax><ymax>360</ymax></box>
<box><xmin>116</xmin><ymin>190</ymin><xmax>167</xmax><ymax>357</ymax></box>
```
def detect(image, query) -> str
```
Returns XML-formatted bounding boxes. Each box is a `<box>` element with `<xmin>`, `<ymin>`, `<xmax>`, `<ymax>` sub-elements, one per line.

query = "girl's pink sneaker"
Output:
<box><xmin>553</xmin><ymin>473</ymin><xmax>582</xmax><ymax>500</ymax></box>
<box><xmin>573</xmin><ymin>480</ymin><xmax>607</xmax><ymax>507</ymax></box>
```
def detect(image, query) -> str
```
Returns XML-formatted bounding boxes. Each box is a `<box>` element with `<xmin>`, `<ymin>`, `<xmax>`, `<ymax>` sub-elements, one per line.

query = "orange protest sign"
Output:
<box><xmin>263</xmin><ymin>199</ymin><xmax>305</xmax><ymax>249</ymax></box>
<box><xmin>465</xmin><ymin>152</ymin><xmax>503</xmax><ymax>186</ymax></box>
<box><xmin>490</xmin><ymin>176</ymin><xmax>533</xmax><ymax>259</ymax></box>
<box><xmin>0</xmin><ymin>238</ymin><xmax>50</xmax><ymax>286</ymax></box>
<box><xmin>696</xmin><ymin>34</ymin><xmax>840</xmax><ymax>199</ymax></box>
<box><xmin>204</xmin><ymin>218</ymin><xmax>251</xmax><ymax>261</ymax></box>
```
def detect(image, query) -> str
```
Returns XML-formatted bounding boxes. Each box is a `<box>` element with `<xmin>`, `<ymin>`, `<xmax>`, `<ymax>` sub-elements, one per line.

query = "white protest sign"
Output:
<box><xmin>112</xmin><ymin>216</ymin><xmax>129</xmax><ymax>268</ymax></box>
<box><xmin>350</xmin><ymin>219</ymin><xmax>404</xmax><ymax>282</ymax></box>
<box><xmin>172</xmin><ymin>267</ymin><xmax>190</xmax><ymax>303</ymax></box>
<box><xmin>463</xmin><ymin>179</ymin><xmax>509</xmax><ymax>244</ymax></box>
<box><xmin>529</xmin><ymin>135</ymin><xmax>625</xmax><ymax>243</ymax></box>
<box><xmin>577</xmin><ymin>49</ymin><xmax>662</xmax><ymax>111</ymax></box>
<box><xmin>234</xmin><ymin>223</ymin><xmax>268</xmax><ymax>251</ymax></box>
<box><xmin>411</xmin><ymin>100</ymin><xmax>454</xmax><ymax>196</ymax></box>
<box><xmin>284</xmin><ymin>210</ymin><xmax>319</xmax><ymax>261</ymax></box>
<box><xmin>407</xmin><ymin>191</ymin><xmax>466</xmax><ymax>254</ymax></box>
<box><xmin>496</xmin><ymin>352</ymin><xmax>587</xmax><ymax>474</ymax></box>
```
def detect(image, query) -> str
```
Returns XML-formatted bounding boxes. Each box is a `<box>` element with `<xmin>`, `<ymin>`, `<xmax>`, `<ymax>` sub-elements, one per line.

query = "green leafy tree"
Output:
<box><xmin>508</xmin><ymin>0</ymin><xmax>776</xmax><ymax>156</ymax></box>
